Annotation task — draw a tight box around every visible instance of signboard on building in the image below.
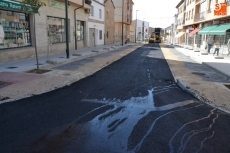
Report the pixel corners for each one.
[214,3,227,16]
[0,0,36,12]
[49,0,65,10]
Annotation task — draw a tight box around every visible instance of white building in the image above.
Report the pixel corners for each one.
[88,0,105,47]
[131,19,150,42]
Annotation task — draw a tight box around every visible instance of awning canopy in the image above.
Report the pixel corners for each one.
[207,24,230,35]
[0,0,37,13]
[175,32,185,38]
[189,28,200,37]
[198,25,218,35]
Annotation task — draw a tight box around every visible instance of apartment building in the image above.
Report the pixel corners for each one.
[0,0,91,63]
[88,0,105,47]
[130,19,149,42]
[113,0,134,44]
[175,0,230,48]
[104,0,115,45]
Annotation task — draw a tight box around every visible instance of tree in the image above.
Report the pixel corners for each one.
[21,0,46,73]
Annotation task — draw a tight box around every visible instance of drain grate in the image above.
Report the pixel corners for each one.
[6,66,18,69]
[59,57,65,58]
[0,81,11,88]
[191,72,206,76]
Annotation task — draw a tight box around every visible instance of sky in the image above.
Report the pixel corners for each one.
[132,0,180,28]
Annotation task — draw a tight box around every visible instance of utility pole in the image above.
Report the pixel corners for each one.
[65,0,69,58]
[135,10,138,43]
[122,0,124,46]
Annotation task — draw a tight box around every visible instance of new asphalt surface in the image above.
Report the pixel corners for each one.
[1,43,230,153]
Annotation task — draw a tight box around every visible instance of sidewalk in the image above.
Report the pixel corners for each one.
[160,43,230,114]
[0,43,143,104]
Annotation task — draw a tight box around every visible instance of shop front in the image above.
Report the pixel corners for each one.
[0,0,36,62]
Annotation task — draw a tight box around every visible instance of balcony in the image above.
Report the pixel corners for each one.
[194,11,206,22]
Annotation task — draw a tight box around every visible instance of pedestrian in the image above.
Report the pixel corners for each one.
[206,36,214,54]
[227,39,230,56]
[213,41,220,56]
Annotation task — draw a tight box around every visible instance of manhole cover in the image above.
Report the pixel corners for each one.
[191,72,206,76]
[190,82,200,85]
[0,81,11,88]
[6,67,18,69]
[224,84,230,90]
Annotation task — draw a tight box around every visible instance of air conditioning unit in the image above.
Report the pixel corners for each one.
[85,9,90,14]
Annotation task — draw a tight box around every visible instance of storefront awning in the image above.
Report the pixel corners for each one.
[207,24,230,35]
[189,28,200,37]
[0,0,37,13]
[175,32,185,38]
[198,25,218,35]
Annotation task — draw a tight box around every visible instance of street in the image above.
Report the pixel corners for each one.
[1,44,230,153]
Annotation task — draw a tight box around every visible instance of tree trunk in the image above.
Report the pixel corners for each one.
[34,14,39,71]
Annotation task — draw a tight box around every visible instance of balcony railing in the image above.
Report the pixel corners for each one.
[195,0,201,3]
[194,11,206,22]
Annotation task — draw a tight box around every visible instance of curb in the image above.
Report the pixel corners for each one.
[160,44,230,115]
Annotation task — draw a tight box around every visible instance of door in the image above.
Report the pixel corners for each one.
[89,28,95,47]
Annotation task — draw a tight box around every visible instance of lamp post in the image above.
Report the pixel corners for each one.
[135,10,139,43]
[121,0,124,46]
[65,0,69,58]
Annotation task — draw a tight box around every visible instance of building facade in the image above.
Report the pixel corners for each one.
[175,0,230,48]
[130,19,149,42]
[113,0,134,44]
[0,0,91,63]
[104,0,115,45]
[88,0,105,47]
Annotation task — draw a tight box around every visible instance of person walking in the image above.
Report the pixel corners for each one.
[213,41,220,56]
[207,36,214,54]
[227,39,230,56]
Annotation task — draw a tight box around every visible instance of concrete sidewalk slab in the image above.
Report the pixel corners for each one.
[160,43,230,114]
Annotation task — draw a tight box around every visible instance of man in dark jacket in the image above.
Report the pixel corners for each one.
[207,36,214,54]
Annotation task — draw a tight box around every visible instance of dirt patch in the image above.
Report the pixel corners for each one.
[26,69,51,74]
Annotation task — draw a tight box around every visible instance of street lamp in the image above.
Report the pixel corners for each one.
[135,10,139,43]
[122,0,124,46]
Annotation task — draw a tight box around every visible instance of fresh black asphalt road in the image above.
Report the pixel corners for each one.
[1,44,230,153]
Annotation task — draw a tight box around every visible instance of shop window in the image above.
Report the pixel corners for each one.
[47,16,70,43]
[0,10,31,49]
[77,21,84,40]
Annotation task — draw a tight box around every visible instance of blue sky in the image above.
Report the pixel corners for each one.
[132,0,179,28]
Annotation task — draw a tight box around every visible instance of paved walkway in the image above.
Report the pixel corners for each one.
[0,43,143,104]
[160,43,230,114]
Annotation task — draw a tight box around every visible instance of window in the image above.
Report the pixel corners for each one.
[99,9,102,19]
[107,11,109,19]
[191,9,194,19]
[0,10,31,49]
[208,0,212,11]
[47,16,70,43]
[99,30,102,40]
[77,21,84,40]
[107,31,109,38]
[91,6,94,16]
[189,11,191,20]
